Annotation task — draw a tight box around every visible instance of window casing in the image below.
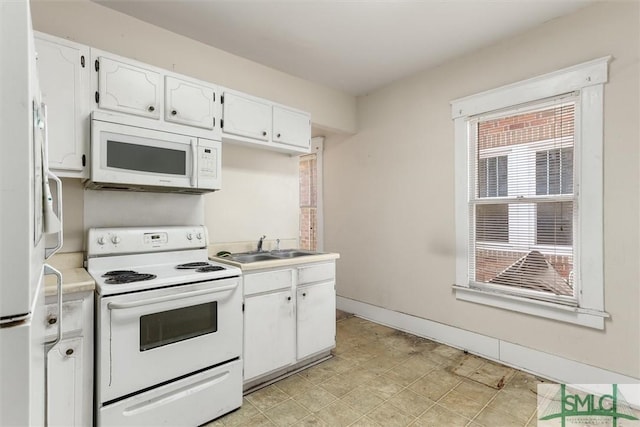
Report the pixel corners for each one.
[452,57,610,329]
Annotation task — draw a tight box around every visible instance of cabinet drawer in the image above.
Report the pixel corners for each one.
[298,263,335,285]
[45,299,84,340]
[244,269,293,296]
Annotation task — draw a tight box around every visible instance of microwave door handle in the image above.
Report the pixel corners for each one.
[107,284,238,310]
[190,139,197,187]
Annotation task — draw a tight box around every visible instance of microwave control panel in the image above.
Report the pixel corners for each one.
[198,146,218,178]
[196,139,221,190]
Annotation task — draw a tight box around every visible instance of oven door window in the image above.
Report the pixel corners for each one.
[139,302,217,351]
[107,140,186,175]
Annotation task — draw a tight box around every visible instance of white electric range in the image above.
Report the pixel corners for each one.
[87,226,243,427]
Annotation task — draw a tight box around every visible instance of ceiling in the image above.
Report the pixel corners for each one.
[94,0,593,96]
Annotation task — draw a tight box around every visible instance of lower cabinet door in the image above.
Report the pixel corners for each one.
[47,337,83,427]
[244,290,295,381]
[297,281,336,360]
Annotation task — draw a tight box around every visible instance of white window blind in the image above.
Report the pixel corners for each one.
[468,95,577,304]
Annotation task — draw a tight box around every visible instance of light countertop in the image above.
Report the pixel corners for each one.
[209,252,340,271]
[44,252,95,296]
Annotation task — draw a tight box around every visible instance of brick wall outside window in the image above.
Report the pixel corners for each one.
[478,105,574,150]
[299,154,317,251]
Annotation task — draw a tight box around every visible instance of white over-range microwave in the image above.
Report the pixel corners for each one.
[86,116,221,194]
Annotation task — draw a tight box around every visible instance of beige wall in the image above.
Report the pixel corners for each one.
[31,0,354,251]
[204,144,300,246]
[324,1,640,378]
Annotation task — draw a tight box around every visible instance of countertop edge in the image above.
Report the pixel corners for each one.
[209,252,340,271]
[44,267,96,297]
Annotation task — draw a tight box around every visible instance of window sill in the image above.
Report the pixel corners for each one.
[453,285,609,329]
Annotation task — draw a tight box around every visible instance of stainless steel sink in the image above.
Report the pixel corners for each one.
[270,250,318,258]
[228,253,280,263]
[226,249,321,263]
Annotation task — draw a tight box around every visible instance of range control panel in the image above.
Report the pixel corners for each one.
[87,226,208,257]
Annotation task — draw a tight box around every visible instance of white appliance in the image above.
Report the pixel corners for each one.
[86,113,221,194]
[0,2,64,425]
[87,226,243,426]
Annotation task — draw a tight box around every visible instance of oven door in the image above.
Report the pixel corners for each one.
[98,277,241,403]
[91,119,196,190]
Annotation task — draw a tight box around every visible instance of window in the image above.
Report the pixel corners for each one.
[299,153,318,251]
[478,156,508,198]
[452,57,610,329]
[299,137,325,251]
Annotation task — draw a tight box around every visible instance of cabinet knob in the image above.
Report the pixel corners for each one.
[171,110,177,116]
[262,131,267,137]
[47,316,57,325]
[148,105,155,112]
[65,348,74,356]
[287,296,291,301]
[302,293,306,297]
[277,133,281,138]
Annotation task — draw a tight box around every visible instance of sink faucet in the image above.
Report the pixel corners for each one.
[256,235,266,252]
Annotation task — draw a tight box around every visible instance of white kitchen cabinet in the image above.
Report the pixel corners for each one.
[45,291,93,427]
[241,260,336,386]
[296,281,336,360]
[34,33,90,178]
[244,289,296,381]
[221,89,311,154]
[47,337,83,427]
[164,75,217,130]
[272,105,311,150]
[96,56,161,119]
[221,91,271,142]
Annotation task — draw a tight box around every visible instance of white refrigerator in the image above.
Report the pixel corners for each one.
[0,1,63,425]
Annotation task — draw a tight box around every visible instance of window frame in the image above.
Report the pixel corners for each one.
[451,57,610,329]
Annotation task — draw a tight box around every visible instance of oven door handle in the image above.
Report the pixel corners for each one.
[107,284,237,310]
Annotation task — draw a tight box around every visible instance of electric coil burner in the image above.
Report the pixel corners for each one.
[87,226,243,427]
[103,272,157,284]
[196,265,225,273]
[175,262,211,269]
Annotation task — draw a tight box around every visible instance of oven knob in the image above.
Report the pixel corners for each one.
[196,232,203,240]
[97,236,106,245]
[186,233,193,240]
[111,235,121,244]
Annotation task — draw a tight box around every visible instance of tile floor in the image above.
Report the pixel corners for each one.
[206,313,553,427]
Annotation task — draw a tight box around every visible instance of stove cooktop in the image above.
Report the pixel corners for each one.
[88,251,240,296]
[86,226,241,296]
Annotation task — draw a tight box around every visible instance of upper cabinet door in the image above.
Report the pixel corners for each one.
[97,57,161,119]
[272,105,311,150]
[35,34,90,177]
[165,76,215,130]
[222,92,271,141]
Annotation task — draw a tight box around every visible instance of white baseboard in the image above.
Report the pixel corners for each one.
[336,296,640,407]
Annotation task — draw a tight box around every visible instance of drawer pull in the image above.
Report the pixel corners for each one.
[47,316,57,325]
[148,105,155,112]
[65,348,74,356]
